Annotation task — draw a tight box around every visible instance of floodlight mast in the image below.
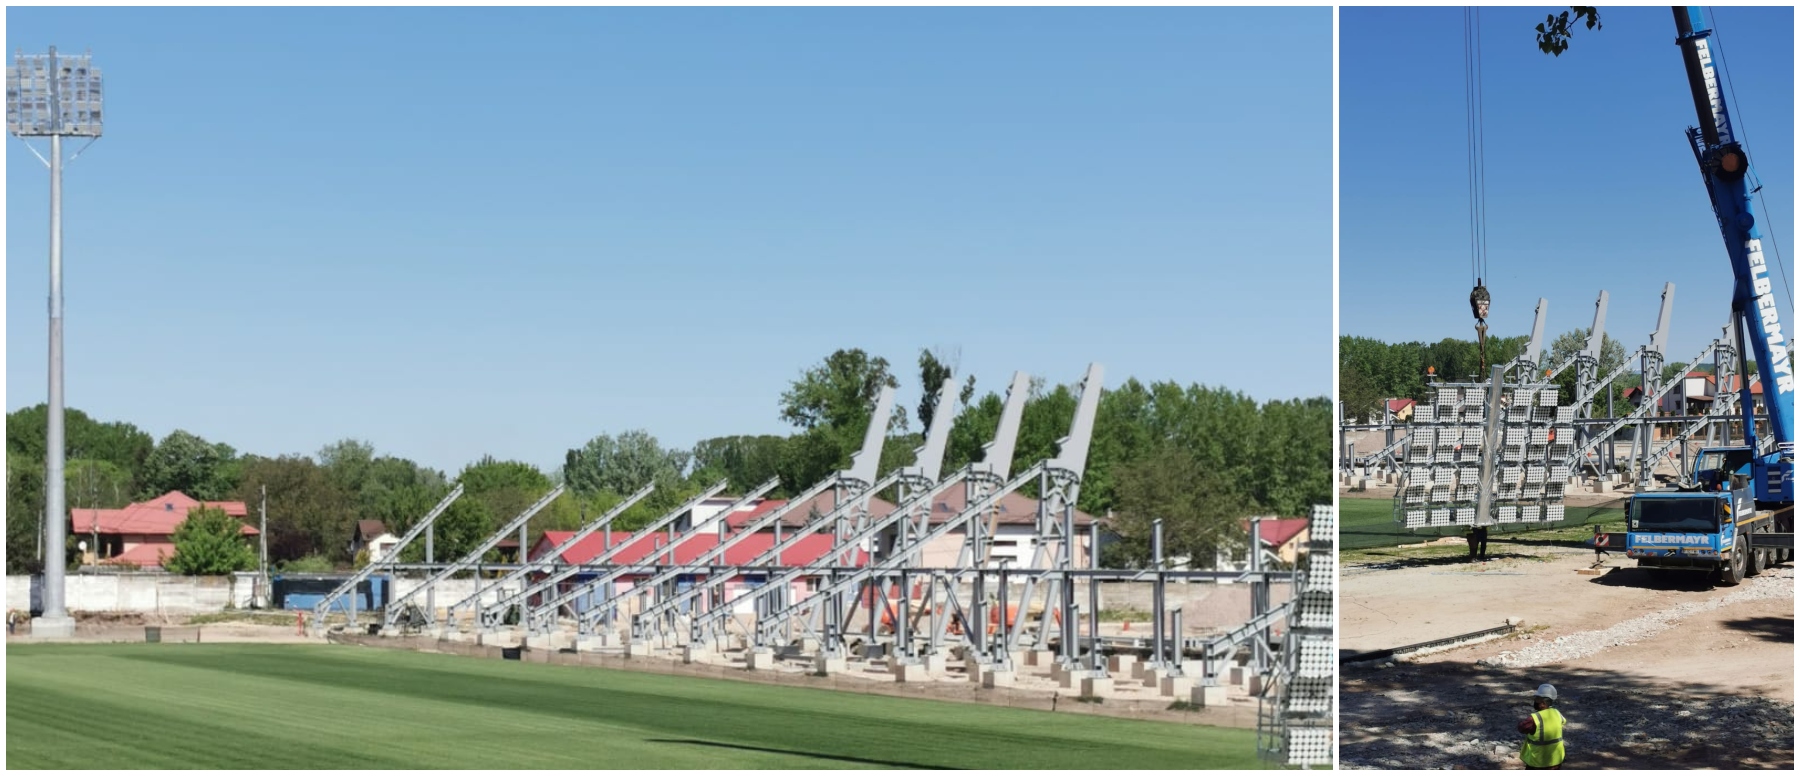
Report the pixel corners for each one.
[9,46,102,638]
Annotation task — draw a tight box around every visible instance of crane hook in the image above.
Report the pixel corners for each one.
[1471,280,1491,374]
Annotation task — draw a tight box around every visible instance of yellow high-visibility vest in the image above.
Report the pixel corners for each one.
[1521,707,1566,768]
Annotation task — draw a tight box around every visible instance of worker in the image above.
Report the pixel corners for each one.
[1518,683,1567,769]
[1465,525,1490,560]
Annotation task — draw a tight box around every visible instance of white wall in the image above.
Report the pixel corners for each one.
[5,573,255,615]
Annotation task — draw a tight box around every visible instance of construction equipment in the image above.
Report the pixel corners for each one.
[1612,8,1794,583]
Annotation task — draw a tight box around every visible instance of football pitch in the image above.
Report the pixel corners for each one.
[1340,495,1625,550]
[7,643,1260,769]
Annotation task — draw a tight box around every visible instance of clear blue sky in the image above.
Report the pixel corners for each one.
[1342,6,1794,368]
[6,7,1332,476]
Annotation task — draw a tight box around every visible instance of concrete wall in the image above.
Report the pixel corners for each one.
[6,572,258,614]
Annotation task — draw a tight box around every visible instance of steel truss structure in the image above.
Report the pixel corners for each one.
[1347,285,1774,509]
[1258,504,1335,768]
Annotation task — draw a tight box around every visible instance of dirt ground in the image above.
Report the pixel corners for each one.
[5,611,321,645]
[1341,535,1795,769]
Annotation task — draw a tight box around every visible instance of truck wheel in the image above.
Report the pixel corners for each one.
[1746,540,1764,578]
[1719,536,1747,586]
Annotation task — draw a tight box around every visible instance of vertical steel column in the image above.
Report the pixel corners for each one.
[1151,519,1165,668]
[40,117,70,629]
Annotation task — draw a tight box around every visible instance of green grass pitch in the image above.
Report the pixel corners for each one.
[7,643,1261,769]
[1340,495,1624,550]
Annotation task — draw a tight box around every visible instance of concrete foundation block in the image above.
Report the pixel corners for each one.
[1245,674,1266,695]
[1194,684,1229,707]
[1228,665,1249,686]
[1026,650,1055,668]
[919,653,948,674]
[1142,667,1172,689]
[1130,660,1151,680]
[891,661,931,683]
[814,654,847,676]
[964,657,986,682]
[1160,675,1196,697]
[745,648,777,671]
[625,642,654,658]
[1107,653,1138,675]
[981,669,1016,688]
[1080,676,1113,696]
[681,644,710,664]
[1058,669,1092,690]
[28,616,74,639]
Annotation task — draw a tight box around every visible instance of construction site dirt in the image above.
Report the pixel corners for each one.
[1339,492,1794,770]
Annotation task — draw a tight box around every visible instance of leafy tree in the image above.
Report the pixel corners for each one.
[690,435,787,494]
[234,455,354,563]
[142,430,239,500]
[916,349,956,431]
[1339,362,1383,423]
[1536,7,1602,57]
[564,430,690,497]
[780,348,906,433]
[7,405,155,489]
[1106,443,1251,568]
[164,506,257,575]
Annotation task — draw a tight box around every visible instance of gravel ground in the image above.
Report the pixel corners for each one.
[1480,568,1795,669]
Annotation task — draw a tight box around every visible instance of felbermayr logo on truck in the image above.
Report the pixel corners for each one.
[1634,533,1715,546]
[1747,238,1795,396]
[1695,37,1734,140]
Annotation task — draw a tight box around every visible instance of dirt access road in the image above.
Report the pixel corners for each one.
[1341,538,1794,769]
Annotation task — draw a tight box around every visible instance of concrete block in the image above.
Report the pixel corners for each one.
[981,669,1016,688]
[1058,669,1092,690]
[1245,674,1266,695]
[525,647,550,664]
[1080,676,1113,696]
[963,657,986,682]
[921,653,948,674]
[1025,650,1055,668]
[745,648,777,671]
[814,654,847,675]
[891,661,930,683]
[681,644,710,664]
[1142,666,1172,689]
[1159,675,1195,697]
[1193,684,1228,707]
[625,642,654,658]
[1107,653,1138,675]
[1228,665,1249,686]
[1130,660,1151,680]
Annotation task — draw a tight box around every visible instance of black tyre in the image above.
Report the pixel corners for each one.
[1719,535,1747,586]
[1746,539,1764,578]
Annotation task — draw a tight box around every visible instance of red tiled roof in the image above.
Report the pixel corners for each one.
[923,490,1098,527]
[356,520,388,540]
[1241,517,1309,548]
[69,491,256,537]
[104,543,173,567]
[532,530,866,567]
[1387,398,1416,412]
[1721,375,1765,395]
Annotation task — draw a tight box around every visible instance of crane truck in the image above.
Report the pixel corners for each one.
[1612,8,1795,585]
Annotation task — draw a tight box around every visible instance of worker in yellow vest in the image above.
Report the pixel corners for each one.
[1517,683,1566,769]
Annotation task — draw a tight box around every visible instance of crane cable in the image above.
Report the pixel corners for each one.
[1709,7,1796,318]
[1465,7,1493,373]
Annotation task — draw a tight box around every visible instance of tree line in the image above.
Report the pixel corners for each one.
[1338,330,1726,424]
[7,348,1330,574]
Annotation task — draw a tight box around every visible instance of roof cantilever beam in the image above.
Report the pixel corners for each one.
[310,483,463,633]
[444,482,657,625]
[508,479,769,629]
[385,484,566,628]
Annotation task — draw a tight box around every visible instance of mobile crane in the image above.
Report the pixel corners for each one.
[1616,7,1795,585]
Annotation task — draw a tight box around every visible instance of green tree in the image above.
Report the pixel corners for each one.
[1536,7,1602,57]
[916,348,956,431]
[1106,443,1251,569]
[1339,362,1383,422]
[164,506,257,575]
[690,435,787,494]
[564,430,690,497]
[142,430,240,500]
[780,348,906,433]
[234,455,354,563]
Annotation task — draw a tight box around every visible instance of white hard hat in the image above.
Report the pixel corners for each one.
[1536,683,1557,700]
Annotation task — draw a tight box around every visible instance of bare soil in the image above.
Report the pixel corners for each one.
[1341,539,1794,769]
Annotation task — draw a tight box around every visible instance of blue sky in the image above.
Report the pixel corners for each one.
[1342,6,1794,367]
[6,7,1332,476]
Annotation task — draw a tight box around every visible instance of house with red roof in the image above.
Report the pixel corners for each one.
[1214,516,1312,571]
[69,491,256,569]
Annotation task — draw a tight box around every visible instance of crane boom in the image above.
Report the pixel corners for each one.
[1673,7,1794,457]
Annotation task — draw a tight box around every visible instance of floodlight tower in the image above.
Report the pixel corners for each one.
[8,47,103,638]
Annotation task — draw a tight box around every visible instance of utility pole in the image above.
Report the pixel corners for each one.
[259,485,269,608]
[9,47,103,639]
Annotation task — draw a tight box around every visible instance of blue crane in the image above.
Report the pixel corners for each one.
[1617,7,1794,584]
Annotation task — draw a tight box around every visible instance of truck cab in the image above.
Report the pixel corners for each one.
[1627,475,1765,584]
